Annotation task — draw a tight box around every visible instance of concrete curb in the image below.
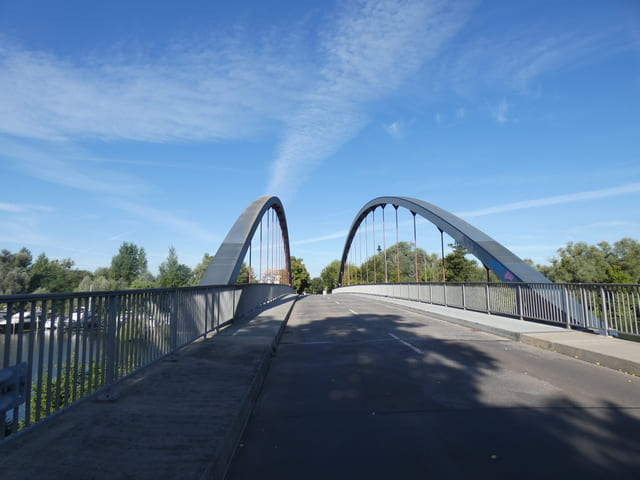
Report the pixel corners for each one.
[519,334,640,377]
[202,294,298,480]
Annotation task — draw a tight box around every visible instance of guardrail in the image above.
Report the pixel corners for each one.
[334,282,640,340]
[0,283,294,439]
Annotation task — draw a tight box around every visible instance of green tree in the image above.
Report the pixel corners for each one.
[310,276,324,294]
[28,253,90,293]
[0,248,32,294]
[109,242,148,286]
[321,260,341,292]
[190,253,214,286]
[157,246,192,287]
[236,262,257,284]
[290,256,311,294]
[444,243,484,282]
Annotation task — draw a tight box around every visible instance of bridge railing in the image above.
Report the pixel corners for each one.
[334,282,640,340]
[0,283,293,439]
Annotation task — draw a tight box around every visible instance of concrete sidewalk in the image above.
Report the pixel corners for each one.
[356,294,640,377]
[0,294,297,480]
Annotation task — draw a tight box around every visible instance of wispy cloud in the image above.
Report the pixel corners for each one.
[492,97,511,124]
[443,16,640,97]
[457,183,640,218]
[292,230,349,246]
[110,199,220,244]
[0,137,148,196]
[383,121,404,140]
[0,202,54,213]
[266,0,473,197]
[0,35,303,143]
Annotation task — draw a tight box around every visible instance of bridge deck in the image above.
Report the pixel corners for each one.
[228,295,640,479]
[2,294,640,479]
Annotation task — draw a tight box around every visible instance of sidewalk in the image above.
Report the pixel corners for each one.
[0,294,297,480]
[358,294,640,377]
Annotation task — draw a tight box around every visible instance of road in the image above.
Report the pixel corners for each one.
[227,294,640,479]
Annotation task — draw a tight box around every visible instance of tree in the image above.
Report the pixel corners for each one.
[310,277,324,294]
[236,262,257,284]
[321,260,341,292]
[444,243,484,282]
[157,246,192,287]
[109,242,148,286]
[290,256,311,294]
[28,253,90,293]
[0,248,32,294]
[190,253,214,286]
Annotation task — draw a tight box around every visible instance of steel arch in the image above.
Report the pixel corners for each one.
[338,196,550,286]
[199,196,292,286]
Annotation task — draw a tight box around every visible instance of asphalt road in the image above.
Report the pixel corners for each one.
[227,294,640,479]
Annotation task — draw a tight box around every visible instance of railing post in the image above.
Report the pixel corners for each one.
[462,284,466,310]
[105,295,119,387]
[170,290,178,352]
[600,286,609,337]
[563,285,571,330]
[486,283,491,315]
[581,287,589,329]
[517,284,523,320]
[444,283,448,307]
[429,283,432,304]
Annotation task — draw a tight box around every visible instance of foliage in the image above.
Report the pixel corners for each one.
[540,239,640,284]
[444,243,485,282]
[290,256,311,293]
[190,253,213,285]
[236,262,258,284]
[321,260,341,292]
[109,242,148,285]
[157,246,192,287]
[29,253,90,293]
[0,248,32,294]
[310,277,324,294]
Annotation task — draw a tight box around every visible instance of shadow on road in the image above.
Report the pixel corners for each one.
[229,295,640,479]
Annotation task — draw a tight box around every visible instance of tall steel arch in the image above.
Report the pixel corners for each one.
[338,196,550,286]
[199,196,292,286]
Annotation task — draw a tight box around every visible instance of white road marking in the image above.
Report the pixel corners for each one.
[388,333,423,355]
[335,301,340,304]
[349,309,359,315]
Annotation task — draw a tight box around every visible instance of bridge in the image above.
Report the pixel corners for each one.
[1,196,640,479]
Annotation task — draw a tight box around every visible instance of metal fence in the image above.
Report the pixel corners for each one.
[334,282,640,340]
[0,283,293,439]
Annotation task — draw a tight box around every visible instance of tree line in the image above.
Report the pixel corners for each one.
[310,238,640,294]
[2,238,638,296]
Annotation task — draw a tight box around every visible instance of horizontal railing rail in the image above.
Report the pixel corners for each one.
[0,283,294,439]
[334,282,640,340]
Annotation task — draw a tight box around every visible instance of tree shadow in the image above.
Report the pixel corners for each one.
[229,295,640,479]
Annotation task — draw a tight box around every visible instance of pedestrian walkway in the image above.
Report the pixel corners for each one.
[352,294,640,376]
[0,294,297,480]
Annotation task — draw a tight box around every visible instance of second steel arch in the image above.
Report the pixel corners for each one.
[338,196,550,286]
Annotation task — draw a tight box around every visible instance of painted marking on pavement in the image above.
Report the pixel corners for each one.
[349,309,359,315]
[335,301,340,304]
[388,333,423,355]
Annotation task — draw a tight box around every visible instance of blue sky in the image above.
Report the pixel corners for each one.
[1,0,639,279]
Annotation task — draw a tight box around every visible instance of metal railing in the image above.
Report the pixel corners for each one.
[0,283,293,439]
[334,282,640,339]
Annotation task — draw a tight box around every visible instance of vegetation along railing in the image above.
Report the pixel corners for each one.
[0,283,293,439]
[334,282,640,340]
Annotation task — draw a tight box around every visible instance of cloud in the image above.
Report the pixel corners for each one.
[383,121,404,140]
[110,199,220,244]
[0,36,303,143]
[0,137,148,196]
[492,97,511,124]
[265,0,473,196]
[443,16,640,97]
[456,107,466,119]
[456,183,640,218]
[0,202,54,213]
